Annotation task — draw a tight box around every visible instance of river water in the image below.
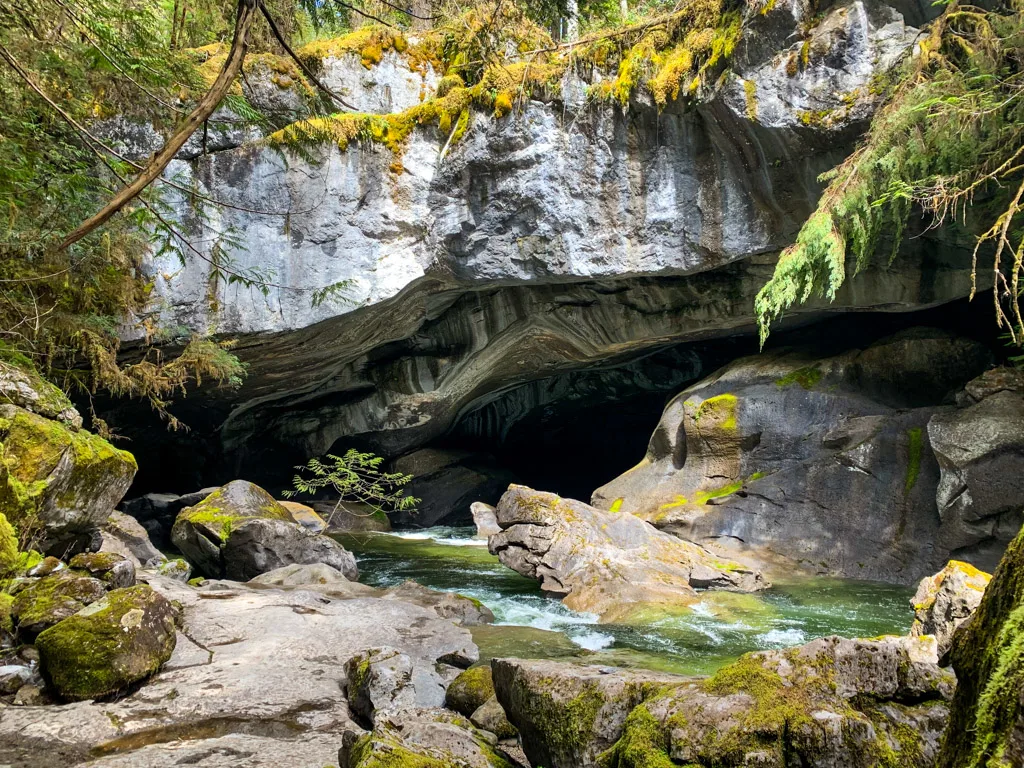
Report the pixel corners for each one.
[336,526,915,676]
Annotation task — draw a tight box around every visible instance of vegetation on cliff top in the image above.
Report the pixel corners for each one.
[756,0,1024,351]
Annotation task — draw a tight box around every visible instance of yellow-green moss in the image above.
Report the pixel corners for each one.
[904,427,923,495]
[743,78,757,120]
[0,511,16,576]
[775,365,823,389]
[445,665,495,716]
[598,704,674,768]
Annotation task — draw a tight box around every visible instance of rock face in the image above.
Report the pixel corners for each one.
[490,485,765,620]
[928,367,1024,570]
[911,560,992,658]
[937,516,1024,767]
[35,584,176,701]
[593,329,993,584]
[0,402,136,556]
[170,480,358,580]
[97,0,983,493]
[495,634,955,768]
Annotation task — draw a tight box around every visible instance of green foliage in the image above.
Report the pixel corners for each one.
[283,449,419,523]
[756,0,1024,346]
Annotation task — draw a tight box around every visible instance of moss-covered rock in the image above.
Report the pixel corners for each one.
[446,665,496,717]
[339,707,516,768]
[911,559,991,659]
[937,522,1024,767]
[171,480,357,580]
[10,569,108,640]
[0,361,81,429]
[35,584,176,701]
[69,551,136,589]
[0,404,136,555]
[470,696,517,741]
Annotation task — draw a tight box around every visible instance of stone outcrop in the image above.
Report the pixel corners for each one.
[96,0,984,494]
[35,584,176,701]
[0,401,136,557]
[489,485,765,621]
[170,480,358,580]
[593,328,993,584]
[911,560,992,658]
[936,515,1024,767]
[928,367,1024,569]
[0,573,479,766]
[495,634,955,768]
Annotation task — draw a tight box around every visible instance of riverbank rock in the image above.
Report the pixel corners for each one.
[472,502,501,539]
[278,500,326,532]
[495,634,955,768]
[247,561,378,597]
[120,487,217,547]
[346,646,452,724]
[10,570,108,639]
[0,574,479,766]
[338,708,516,768]
[927,368,1024,572]
[471,696,517,740]
[35,584,176,701]
[0,403,137,557]
[309,500,392,532]
[100,510,164,566]
[936,517,1024,767]
[170,480,358,580]
[593,329,993,584]
[489,485,764,621]
[911,560,991,658]
[382,580,495,626]
[68,551,136,589]
[446,665,496,717]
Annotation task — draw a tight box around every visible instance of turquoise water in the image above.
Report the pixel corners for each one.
[335,526,915,675]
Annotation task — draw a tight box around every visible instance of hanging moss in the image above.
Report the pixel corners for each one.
[743,78,757,120]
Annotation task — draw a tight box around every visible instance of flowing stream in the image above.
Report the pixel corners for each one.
[336,526,916,676]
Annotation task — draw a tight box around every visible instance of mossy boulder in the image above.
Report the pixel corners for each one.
[68,551,136,589]
[171,480,358,580]
[35,584,176,701]
[446,665,496,717]
[911,559,991,659]
[470,696,517,740]
[338,707,516,768]
[937,521,1024,767]
[0,404,137,555]
[10,569,108,640]
[0,361,81,429]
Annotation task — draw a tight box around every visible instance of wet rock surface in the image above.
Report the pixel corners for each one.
[594,328,993,584]
[489,485,765,620]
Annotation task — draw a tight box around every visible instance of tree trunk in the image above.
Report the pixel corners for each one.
[619,0,628,21]
[565,0,579,41]
[57,0,259,252]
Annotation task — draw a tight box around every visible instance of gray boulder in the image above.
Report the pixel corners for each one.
[248,562,377,597]
[594,329,993,584]
[0,665,32,695]
[471,502,501,539]
[470,697,517,741]
[10,570,108,640]
[489,485,765,621]
[928,370,1024,572]
[338,708,515,768]
[100,510,164,567]
[170,480,358,580]
[910,559,991,658]
[68,552,136,589]
[345,646,447,724]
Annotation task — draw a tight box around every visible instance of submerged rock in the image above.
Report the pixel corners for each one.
[936,516,1024,767]
[911,560,991,658]
[594,329,993,584]
[35,584,176,701]
[489,485,764,621]
[495,634,955,768]
[170,480,358,580]
[339,708,516,768]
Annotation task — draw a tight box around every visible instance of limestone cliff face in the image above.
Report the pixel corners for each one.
[107,0,976,485]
